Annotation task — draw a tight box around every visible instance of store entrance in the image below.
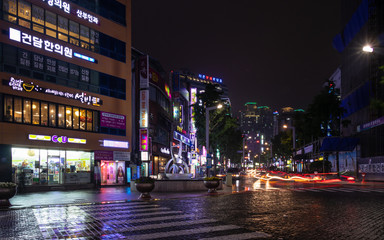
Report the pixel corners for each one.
[48,154,63,184]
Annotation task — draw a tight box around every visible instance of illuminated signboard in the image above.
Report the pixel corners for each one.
[190,88,197,133]
[40,0,99,25]
[10,28,72,58]
[139,129,148,151]
[42,0,70,13]
[165,84,171,98]
[9,28,95,63]
[102,140,129,149]
[160,147,170,155]
[174,131,191,146]
[139,90,149,128]
[29,134,86,144]
[198,74,223,83]
[7,77,102,106]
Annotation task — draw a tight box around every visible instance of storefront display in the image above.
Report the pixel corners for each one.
[100,160,125,185]
[11,147,91,185]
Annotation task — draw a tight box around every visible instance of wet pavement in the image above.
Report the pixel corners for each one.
[1,179,384,239]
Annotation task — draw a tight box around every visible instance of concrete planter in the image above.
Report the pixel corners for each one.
[0,187,17,207]
[135,183,155,199]
[203,180,220,193]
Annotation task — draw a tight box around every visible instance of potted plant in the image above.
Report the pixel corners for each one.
[135,177,155,199]
[0,182,18,207]
[203,176,221,193]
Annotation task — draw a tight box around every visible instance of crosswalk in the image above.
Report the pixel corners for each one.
[289,187,384,193]
[33,201,271,239]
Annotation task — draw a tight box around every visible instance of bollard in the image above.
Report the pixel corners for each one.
[226,173,232,187]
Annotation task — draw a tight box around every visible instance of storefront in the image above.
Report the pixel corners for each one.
[94,150,130,185]
[151,144,171,176]
[12,147,92,185]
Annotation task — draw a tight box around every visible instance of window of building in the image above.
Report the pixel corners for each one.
[23,99,31,124]
[13,97,22,123]
[49,103,56,127]
[41,102,48,126]
[4,96,13,122]
[58,105,65,128]
[32,5,44,25]
[86,110,93,131]
[57,15,68,42]
[32,100,40,125]
[73,107,79,130]
[65,106,72,129]
[45,11,57,38]
[80,109,86,130]
[69,20,79,38]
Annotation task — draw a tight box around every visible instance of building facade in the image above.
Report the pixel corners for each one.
[131,49,172,177]
[333,0,384,180]
[0,0,132,188]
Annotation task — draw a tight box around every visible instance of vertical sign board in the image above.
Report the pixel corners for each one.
[139,55,149,89]
[139,129,148,151]
[139,90,149,128]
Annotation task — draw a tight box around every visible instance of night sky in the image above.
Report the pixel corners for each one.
[132,0,341,113]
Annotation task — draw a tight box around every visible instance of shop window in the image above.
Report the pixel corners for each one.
[69,64,80,81]
[41,102,48,126]
[23,99,31,124]
[80,25,90,43]
[18,0,31,20]
[3,96,13,122]
[32,5,44,25]
[14,97,22,123]
[87,110,93,131]
[58,105,65,127]
[73,107,79,129]
[80,109,86,130]
[49,103,56,127]
[65,106,72,128]
[39,149,48,184]
[69,20,79,38]
[66,151,91,173]
[57,60,69,78]
[32,100,40,125]
[12,148,41,186]
[100,161,125,185]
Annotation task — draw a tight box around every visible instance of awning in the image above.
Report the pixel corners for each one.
[320,137,359,152]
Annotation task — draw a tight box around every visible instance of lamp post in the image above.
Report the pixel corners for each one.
[206,104,223,176]
[283,124,296,172]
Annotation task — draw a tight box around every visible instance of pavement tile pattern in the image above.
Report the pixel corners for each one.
[0,201,271,240]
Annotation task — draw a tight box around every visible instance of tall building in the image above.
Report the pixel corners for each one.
[239,102,274,165]
[171,70,228,176]
[131,49,172,177]
[0,0,132,188]
[333,0,384,180]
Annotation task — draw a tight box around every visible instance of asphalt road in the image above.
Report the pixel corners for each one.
[1,178,384,240]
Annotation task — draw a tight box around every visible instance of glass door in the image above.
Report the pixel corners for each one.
[47,150,64,184]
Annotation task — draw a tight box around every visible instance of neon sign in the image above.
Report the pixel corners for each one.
[29,134,86,144]
[198,74,223,83]
[8,77,102,106]
[160,147,170,155]
[10,28,72,59]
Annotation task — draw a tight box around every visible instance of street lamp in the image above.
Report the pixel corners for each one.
[205,104,223,176]
[283,124,296,172]
[362,45,373,53]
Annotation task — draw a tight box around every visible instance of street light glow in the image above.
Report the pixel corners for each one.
[217,104,223,109]
[363,45,373,53]
[283,124,288,129]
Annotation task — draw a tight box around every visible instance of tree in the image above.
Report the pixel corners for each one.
[193,84,243,165]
